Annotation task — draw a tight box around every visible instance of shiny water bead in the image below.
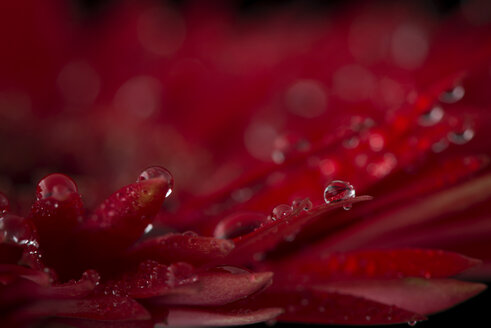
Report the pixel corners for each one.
[0,192,9,213]
[439,85,465,103]
[0,214,39,247]
[448,128,474,145]
[407,320,418,326]
[291,198,313,212]
[418,105,443,126]
[214,212,269,239]
[36,173,78,201]
[270,204,293,221]
[324,180,355,210]
[138,166,174,197]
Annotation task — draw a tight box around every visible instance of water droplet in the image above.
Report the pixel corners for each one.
[324,180,355,210]
[418,105,444,126]
[448,128,474,145]
[0,192,10,213]
[432,138,449,153]
[0,214,38,247]
[36,173,78,201]
[144,224,154,234]
[270,204,293,221]
[292,198,313,212]
[366,315,371,321]
[214,212,269,239]
[439,85,465,104]
[138,166,174,197]
[408,320,418,326]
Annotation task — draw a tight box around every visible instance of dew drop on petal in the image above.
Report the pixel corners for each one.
[36,173,78,201]
[138,166,174,197]
[0,214,38,247]
[439,85,465,103]
[214,212,269,239]
[448,128,474,145]
[144,224,154,234]
[0,192,9,214]
[408,320,418,327]
[418,105,444,126]
[324,180,355,209]
[292,198,313,212]
[270,204,293,221]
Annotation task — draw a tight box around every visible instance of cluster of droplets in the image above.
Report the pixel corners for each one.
[270,198,313,221]
[324,180,356,210]
[417,84,474,150]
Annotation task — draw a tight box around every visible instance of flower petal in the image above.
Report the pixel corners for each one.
[14,296,150,322]
[166,307,283,327]
[127,233,234,266]
[155,268,273,306]
[320,278,486,315]
[78,178,171,257]
[227,196,372,264]
[274,249,481,281]
[252,288,425,325]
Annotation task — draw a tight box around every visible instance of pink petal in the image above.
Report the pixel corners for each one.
[155,268,273,306]
[127,233,234,266]
[320,278,486,315]
[14,296,150,322]
[166,307,283,327]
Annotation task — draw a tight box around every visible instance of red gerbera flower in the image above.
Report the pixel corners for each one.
[0,0,490,327]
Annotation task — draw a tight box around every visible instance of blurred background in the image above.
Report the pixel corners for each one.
[1,0,491,326]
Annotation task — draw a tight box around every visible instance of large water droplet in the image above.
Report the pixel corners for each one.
[270,204,293,221]
[407,320,418,327]
[418,105,444,126]
[214,212,269,239]
[324,180,355,210]
[439,85,465,103]
[138,166,174,197]
[0,214,39,247]
[448,128,474,145]
[0,192,9,214]
[36,174,78,201]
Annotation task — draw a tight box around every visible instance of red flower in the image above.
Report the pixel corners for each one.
[0,0,490,327]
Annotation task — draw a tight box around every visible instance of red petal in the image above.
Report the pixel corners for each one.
[14,296,150,322]
[312,175,491,252]
[101,261,197,299]
[155,268,273,306]
[274,249,481,281]
[48,318,153,328]
[166,307,283,327]
[0,264,50,286]
[320,278,486,315]
[227,196,372,264]
[127,233,234,266]
[251,288,424,325]
[78,178,171,257]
